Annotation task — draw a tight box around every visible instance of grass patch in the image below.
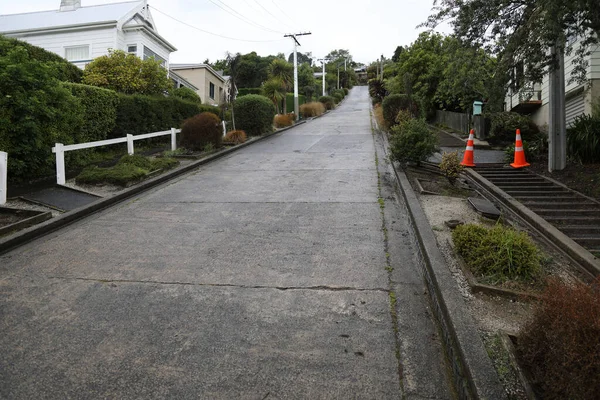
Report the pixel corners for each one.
[452,223,542,284]
[76,154,178,186]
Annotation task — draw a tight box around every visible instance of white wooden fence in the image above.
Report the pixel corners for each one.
[52,128,180,185]
[0,151,7,205]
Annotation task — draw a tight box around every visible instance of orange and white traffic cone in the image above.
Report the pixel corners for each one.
[510,129,530,168]
[460,129,476,167]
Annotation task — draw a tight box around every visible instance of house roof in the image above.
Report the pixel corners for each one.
[0,1,140,33]
[170,63,226,82]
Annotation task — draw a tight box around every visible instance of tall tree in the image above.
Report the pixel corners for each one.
[288,51,313,66]
[262,78,285,114]
[268,59,293,113]
[392,46,404,63]
[423,0,600,84]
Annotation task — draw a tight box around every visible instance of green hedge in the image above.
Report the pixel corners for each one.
[285,93,306,113]
[237,88,262,97]
[62,82,119,143]
[0,35,82,83]
[382,94,412,127]
[111,95,219,138]
[233,94,275,136]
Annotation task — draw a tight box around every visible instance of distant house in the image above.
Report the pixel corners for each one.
[170,64,227,105]
[0,0,196,91]
[504,38,600,127]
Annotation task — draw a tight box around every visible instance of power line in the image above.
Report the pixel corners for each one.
[270,0,298,29]
[251,0,294,31]
[205,0,284,34]
[150,6,285,43]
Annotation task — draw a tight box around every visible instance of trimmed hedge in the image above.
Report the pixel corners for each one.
[62,82,119,143]
[285,93,306,113]
[382,94,413,127]
[319,96,335,110]
[0,35,82,83]
[237,88,262,97]
[180,112,223,151]
[486,112,539,143]
[233,94,275,136]
[111,95,219,138]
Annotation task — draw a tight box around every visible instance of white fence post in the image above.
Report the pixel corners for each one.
[171,128,177,151]
[55,143,66,185]
[127,134,134,155]
[0,151,7,205]
[222,121,227,137]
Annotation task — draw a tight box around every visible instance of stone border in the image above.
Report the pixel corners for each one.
[465,169,600,278]
[499,333,538,400]
[0,208,52,237]
[0,121,306,255]
[380,133,507,399]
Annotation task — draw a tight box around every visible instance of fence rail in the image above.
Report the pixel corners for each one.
[0,151,6,205]
[52,128,180,185]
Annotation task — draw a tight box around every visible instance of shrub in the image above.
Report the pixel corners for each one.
[343,88,349,95]
[111,94,218,138]
[395,109,413,127]
[180,112,222,151]
[452,224,542,283]
[224,130,247,144]
[237,88,262,97]
[62,82,118,143]
[567,114,600,163]
[518,277,600,399]
[171,87,202,103]
[0,44,82,181]
[319,96,335,110]
[332,92,343,104]
[299,102,325,118]
[439,151,464,184]
[487,112,540,143]
[382,94,413,127]
[285,93,306,113]
[233,94,275,136]
[0,36,82,83]
[389,119,438,165]
[76,154,178,186]
[274,113,294,128]
[368,79,386,104]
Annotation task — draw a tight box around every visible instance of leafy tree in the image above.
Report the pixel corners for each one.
[170,86,202,103]
[423,0,600,85]
[298,63,316,99]
[268,59,293,113]
[83,50,171,95]
[392,46,404,62]
[288,51,313,65]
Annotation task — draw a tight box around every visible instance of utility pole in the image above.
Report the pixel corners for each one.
[317,58,327,96]
[284,32,311,121]
[380,54,384,80]
[548,45,567,171]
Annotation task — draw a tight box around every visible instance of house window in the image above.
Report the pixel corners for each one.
[127,45,137,54]
[143,46,166,66]
[209,82,215,99]
[65,45,90,62]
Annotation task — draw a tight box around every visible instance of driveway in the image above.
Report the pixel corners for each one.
[0,87,453,399]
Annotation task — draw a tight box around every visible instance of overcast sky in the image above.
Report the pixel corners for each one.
[0,0,452,65]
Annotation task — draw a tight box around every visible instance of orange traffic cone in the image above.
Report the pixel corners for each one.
[460,129,476,167]
[510,129,530,168]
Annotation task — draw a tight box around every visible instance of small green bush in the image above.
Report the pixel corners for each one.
[567,114,600,163]
[389,119,438,165]
[518,277,600,399]
[343,88,349,95]
[319,96,335,110]
[439,151,464,184]
[180,112,222,151]
[487,112,540,143]
[171,87,202,103]
[368,79,386,104]
[233,94,275,136]
[452,224,542,283]
[76,154,178,186]
[382,94,413,127]
[395,109,413,126]
[332,92,343,103]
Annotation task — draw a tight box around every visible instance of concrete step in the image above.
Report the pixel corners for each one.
[496,182,556,188]
[526,202,600,210]
[500,185,567,191]
[478,173,534,178]
[489,178,549,183]
[559,225,600,235]
[534,209,600,217]
[517,196,582,202]
[545,216,600,226]
[572,237,600,249]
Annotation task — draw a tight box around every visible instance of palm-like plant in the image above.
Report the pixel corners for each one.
[262,78,285,114]
[268,59,293,113]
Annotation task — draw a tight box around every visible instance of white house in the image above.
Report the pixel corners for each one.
[505,39,600,128]
[0,0,196,91]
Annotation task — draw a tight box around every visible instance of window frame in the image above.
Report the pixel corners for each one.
[64,44,91,62]
[209,82,215,99]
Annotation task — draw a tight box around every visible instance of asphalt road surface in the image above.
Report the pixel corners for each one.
[0,87,453,399]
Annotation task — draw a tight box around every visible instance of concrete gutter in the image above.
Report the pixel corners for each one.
[0,121,305,255]
[466,168,600,278]
[380,133,506,399]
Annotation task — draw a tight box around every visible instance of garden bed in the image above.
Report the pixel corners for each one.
[0,207,52,237]
[529,161,600,201]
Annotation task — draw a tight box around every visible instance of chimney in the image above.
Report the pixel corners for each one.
[60,0,81,12]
